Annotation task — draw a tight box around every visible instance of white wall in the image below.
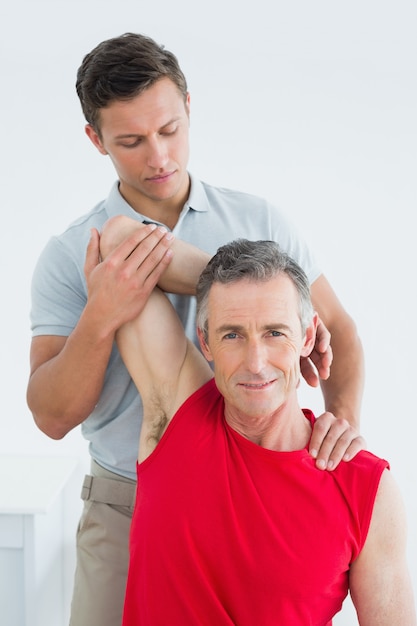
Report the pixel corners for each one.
[1,1,416,623]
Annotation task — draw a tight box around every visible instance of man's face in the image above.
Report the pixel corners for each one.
[198,275,316,426]
[86,78,190,216]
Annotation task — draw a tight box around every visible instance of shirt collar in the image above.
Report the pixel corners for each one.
[104,173,210,222]
[184,174,210,213]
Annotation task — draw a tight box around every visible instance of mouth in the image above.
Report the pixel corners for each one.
[147,171,175,183]
[239,380,275,390]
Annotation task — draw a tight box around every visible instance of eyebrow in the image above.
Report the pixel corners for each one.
[114,116,181,141]
[215,323,292,335]
[215,324,244,335]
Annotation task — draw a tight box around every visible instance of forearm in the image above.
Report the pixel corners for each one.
[158,237,210,294]
[100,216,210,295]
[27,312,115,439]
[311,274,364,430]
[320,320,364,430]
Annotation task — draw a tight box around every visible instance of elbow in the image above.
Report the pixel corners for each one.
[27,395,75,440]
[333,313,363,354]
[348,317,364,357]
[41,423,70,441]
[31,410,73,440]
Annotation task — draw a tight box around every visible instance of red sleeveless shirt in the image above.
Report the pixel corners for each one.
[123,379,388,626]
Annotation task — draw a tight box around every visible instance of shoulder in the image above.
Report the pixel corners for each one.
[345,449,389,472]
[370,467,407,528]
[38,199,108,263]
[175,378,220,419]
[199,178,271,208]
[59,200,108,243]
[333,449,389,494]
[332,450,390,544]
[188,174,274,213]
[39,181,125,259]
[191,177,295,231]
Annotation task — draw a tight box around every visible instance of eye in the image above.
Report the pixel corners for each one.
[224,332,238,340]
[160,126,178,137]
[269,330,283,337]
[119,139,143,148]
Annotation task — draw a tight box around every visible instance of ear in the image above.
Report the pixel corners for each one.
[300,313,318,358]
[85,124,108,155]
[197,327,214,362]
[185,92,191,118]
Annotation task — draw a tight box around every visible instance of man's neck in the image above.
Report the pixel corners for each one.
[225,404,312,452]
[119,177,191,230]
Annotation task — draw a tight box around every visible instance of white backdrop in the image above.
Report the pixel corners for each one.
[1,1,416,623]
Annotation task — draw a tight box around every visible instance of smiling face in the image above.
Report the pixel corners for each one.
[198,275,317,433]
[85,77,191,226]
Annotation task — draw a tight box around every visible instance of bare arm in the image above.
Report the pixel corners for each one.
[312,275,364,429]
[116,287,213,462]
[100,216,213,459]
[349,470,416,625]
[27,224,174,439]
[99,215,211,295]
[308,274,365,469]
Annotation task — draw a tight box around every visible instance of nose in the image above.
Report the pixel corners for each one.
[146,136,169,170]
[244,340,267,375]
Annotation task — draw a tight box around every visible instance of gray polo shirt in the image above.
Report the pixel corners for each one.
[30,175,321,479]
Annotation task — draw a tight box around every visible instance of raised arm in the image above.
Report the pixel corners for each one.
[27,223,174,439]
[27,215,211,441]
[100,215,211,295]
[116,287,212,462]
[99,216,212,461]
[349,470,416,625]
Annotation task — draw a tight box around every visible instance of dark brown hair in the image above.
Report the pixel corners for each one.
[76,32,188,133]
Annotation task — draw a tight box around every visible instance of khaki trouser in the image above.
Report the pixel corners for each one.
[69,460,136,626]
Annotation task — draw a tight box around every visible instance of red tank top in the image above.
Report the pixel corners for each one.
[123,379,388,625]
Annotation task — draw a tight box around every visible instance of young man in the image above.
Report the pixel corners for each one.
[98,226,415,625]
[27,33,365,625]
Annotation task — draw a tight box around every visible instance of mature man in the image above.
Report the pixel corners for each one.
[98,222,415,625]
[27,33,364,624]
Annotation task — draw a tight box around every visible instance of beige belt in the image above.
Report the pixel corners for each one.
[81,473,136,507]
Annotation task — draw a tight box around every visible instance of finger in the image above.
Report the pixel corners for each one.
[309,414,352,469]
[308,411,336,460]
[340,435,366,462]
[309,344,333,380]
[311,420,364,471]
[315,316,331,353]
[108,223,163,263]
[321,343,333,371]
[300,356,320,388]
[321,431,363,471]
[84,228,101,277]
[141,247,174,290]
[105,225,172,280]
[128,227,174,275]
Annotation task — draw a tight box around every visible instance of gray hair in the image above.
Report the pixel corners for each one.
[196,239,314,340]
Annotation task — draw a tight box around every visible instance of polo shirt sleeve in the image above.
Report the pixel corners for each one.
[30,236,87,337]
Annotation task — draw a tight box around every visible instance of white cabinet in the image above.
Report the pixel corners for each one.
[0,456,79,626]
